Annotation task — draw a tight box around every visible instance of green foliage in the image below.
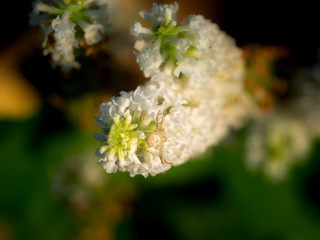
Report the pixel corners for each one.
[1,113,320,240]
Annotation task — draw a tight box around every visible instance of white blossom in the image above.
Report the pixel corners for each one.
[79,21,105,45]
[95,82,171,177]
[139,2,179,27]
[246,110,311,180]
[29,0,109,71]
[44,12,80,71]
[95,3,252,177]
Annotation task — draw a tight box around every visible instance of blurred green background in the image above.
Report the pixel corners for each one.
[1,0,320,239]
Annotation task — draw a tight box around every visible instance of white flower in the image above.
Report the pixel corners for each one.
[135,47,163,78]
[130,3,188,79]
[44,12,80,71]
[95,3,252,177]
[246,110,311,180]
[95,82,172,177]
[80,21,105,45]
[29,0,109,71]
[139,2,179,27]
[173,57,214,88]
[130,22,152,37]
[186,15,220,51]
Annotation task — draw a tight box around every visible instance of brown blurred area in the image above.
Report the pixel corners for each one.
[0,30,41,119]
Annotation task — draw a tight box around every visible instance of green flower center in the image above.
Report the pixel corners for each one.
[150,21,196,66]
[48,0,91,23]
[104,113,161,159]
[267,129,292,161]
[107,118,135,150]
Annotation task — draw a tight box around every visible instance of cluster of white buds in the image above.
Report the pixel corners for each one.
[29,0,108,71]
[95,3,253,177]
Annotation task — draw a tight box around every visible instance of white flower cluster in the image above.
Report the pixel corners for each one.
[245,50,320,181]
[29,0,108,71]
[95,3,252,177]
[246,110,311,180]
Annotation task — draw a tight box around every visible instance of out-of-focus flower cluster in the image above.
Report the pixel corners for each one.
[51,150,105,205]
[246,109,311,180]
[290,51,320,137]
[244,46,320,180]
[29,0,108,71]
[95,3,253,177]
[50,150,135,240]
